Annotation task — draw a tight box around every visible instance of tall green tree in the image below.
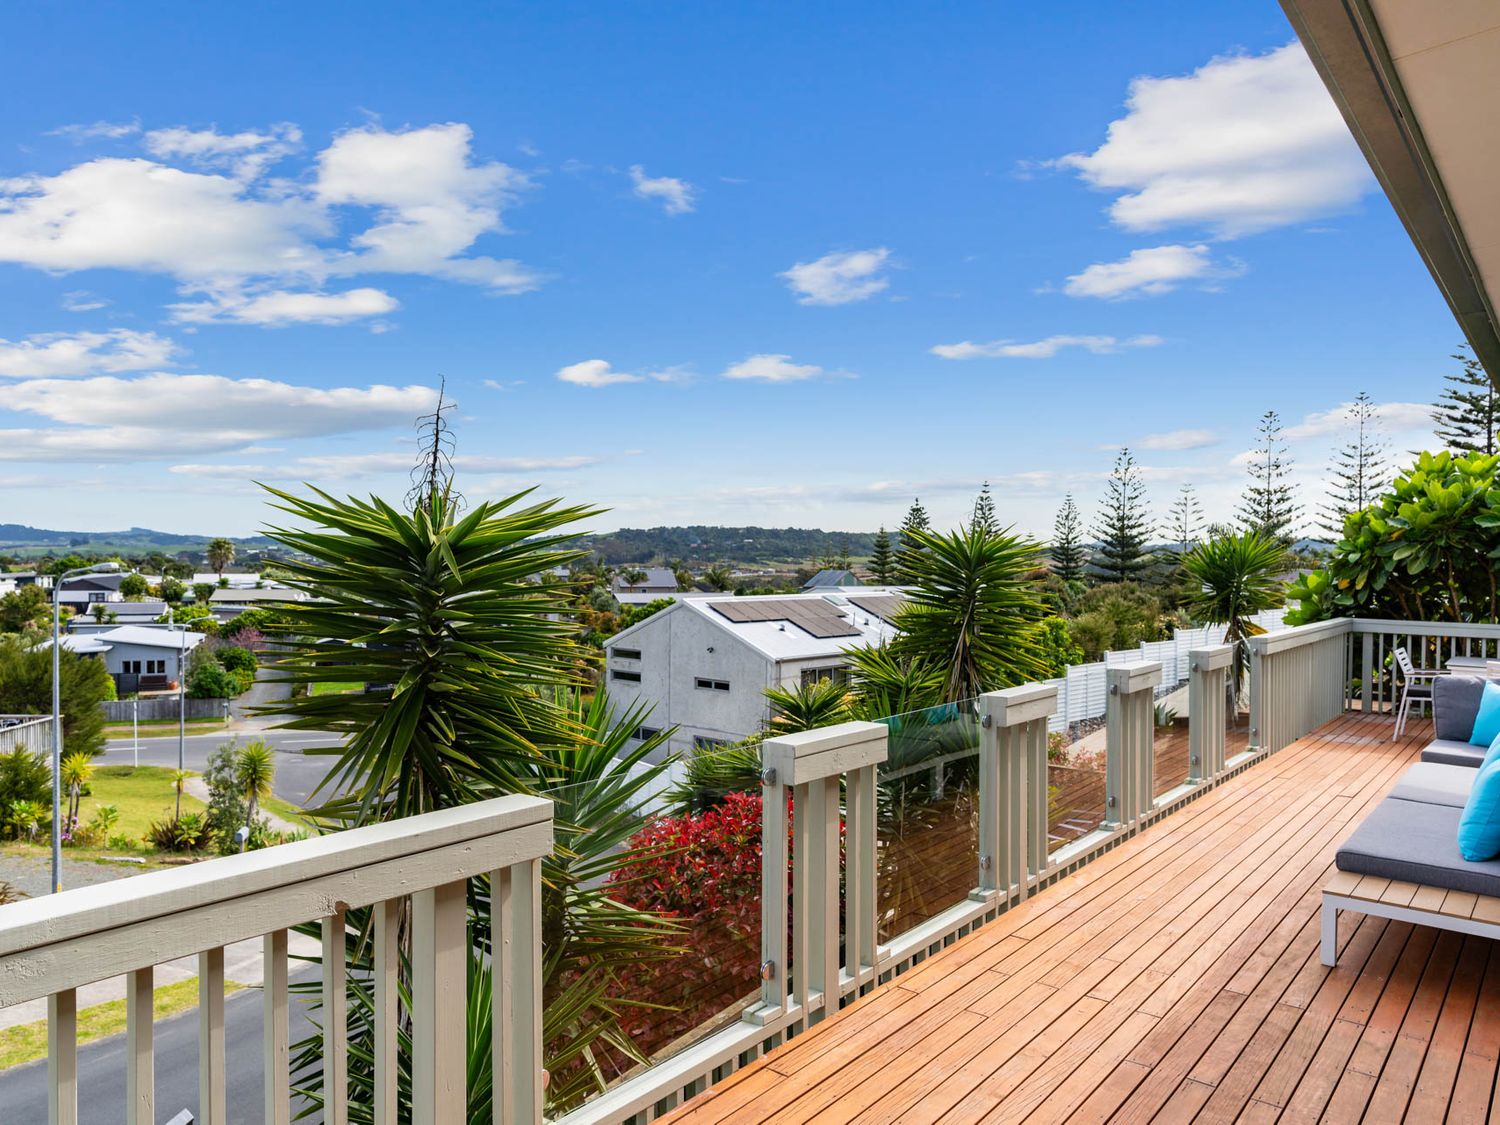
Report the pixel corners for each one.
[1434,344,1498,456]
[1319,391,1389,539]
[1091,450,1154,583]
[0,636,112,757]
[868,526,896,583]
[206,537,236,579]
[881,525,1049,701]
[971,482,998,535]
[895,497,931,582]
[1050,494,1087,582]
[1167,484,1202,555]
[1238,410,1301,544]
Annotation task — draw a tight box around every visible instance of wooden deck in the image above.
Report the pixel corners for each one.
[665,712,1500,1123]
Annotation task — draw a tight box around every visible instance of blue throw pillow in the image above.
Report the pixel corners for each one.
[1459,758,1500,861]
[1471,681,1500,746]
[1486,733,1500,772]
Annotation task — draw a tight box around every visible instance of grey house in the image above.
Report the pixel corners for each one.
[59,624,206,693]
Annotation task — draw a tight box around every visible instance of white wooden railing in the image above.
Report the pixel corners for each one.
[0,795,552,1125]
[1347,619,1500,715]
[1248,618,1353,754]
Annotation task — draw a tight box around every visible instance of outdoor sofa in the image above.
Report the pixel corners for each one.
[1322,674,1500,965]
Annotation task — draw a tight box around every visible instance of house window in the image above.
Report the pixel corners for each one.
[148,659,165,675]
[88,592,107,603]
[800,666,848,687]
[695,678,730,692]
[634,725,662,742]
[123,660,142,675]
[693,736,729,751]
[611,669,642,683]
[614,647,642,661]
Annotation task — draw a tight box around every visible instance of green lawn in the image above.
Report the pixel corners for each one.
[80,766,207,841]
[101,717,229,737]
[0,978,244,1071]
[311,680,363,696]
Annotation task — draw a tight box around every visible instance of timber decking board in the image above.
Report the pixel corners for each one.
[663,713,1500,1123]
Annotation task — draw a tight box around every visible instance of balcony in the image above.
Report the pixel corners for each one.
[2,618,1497,1123]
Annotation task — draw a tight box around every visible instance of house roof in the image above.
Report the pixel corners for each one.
[612,567,678,591]
[606,587,906,663]
[53,634,113,655]
[209,586,297,603]
[1281,0,1500,380]
[802,569,861,589]
[92,625,206,650]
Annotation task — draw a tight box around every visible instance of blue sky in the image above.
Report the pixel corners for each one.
[0,2,1461,541]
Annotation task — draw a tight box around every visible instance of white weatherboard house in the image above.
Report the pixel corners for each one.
[602,588,906,754]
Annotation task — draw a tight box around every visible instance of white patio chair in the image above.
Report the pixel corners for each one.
[1392,645,1445,739]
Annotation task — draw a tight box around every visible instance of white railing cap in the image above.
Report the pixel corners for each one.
[762,720,887,784]
[1107,660,1163,694]
[0,794,552,959]
[981,683,1058,728]
[1248,617,1352,655]
[1189,644,1235,672]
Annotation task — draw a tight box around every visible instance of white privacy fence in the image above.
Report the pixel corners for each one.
[1045,608,1289,733]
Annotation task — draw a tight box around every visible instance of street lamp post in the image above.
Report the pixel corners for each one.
[51,561,120,895]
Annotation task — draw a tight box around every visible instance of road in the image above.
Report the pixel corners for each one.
[0,973,322,1124]
[101,727,345,809]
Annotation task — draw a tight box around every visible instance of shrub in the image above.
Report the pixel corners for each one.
[106,832,136,852]
[147,812,207,852]
[217,645,256,675]
[0,637,112,757]
[0,747,51,834]
[188,660,239,700]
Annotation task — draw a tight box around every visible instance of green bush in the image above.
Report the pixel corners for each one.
[0,747,51,834]
[188,660,239,699]
[147,812,208,852]
[0,636,112,757]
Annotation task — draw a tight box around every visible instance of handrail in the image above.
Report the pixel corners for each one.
[1349,618,1500,638]
[1249,617,1352,656]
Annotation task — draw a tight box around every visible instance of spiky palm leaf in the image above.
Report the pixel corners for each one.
[1181,530,1288,700]
[259,483,600,822]
[763,678,853,734]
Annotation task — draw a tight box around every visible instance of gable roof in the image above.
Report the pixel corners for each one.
[802,569,861,589]
[93,625,206,650]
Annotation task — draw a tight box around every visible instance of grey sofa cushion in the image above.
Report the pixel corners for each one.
[1433,674,1487,741]
[1388,762,1476,808]
[1422,739,1490,768]
[1336,797,1500,898]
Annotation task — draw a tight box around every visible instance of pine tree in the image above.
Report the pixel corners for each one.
[1319,391,1389,540]
[1091,450,1154,583]
[1434,344,1498,455]
[835,536,852,570]
[1050,494,1086,582]
[869,527,895,584]
[1168,484,1203,554]
[1238,410,1301,545]
[896,498,931,582]
[972,481,998,536]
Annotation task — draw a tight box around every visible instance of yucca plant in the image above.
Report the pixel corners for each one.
[882,525,1050,702]
[235,740,275,823]
[260,483,600,822]
[1181,530,1288,705]
[763,677,852,734]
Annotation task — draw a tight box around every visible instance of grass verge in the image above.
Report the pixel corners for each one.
[0,977,244,1071]
[80,766,208,840]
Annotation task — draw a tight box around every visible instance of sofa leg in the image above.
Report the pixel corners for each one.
[1320,900,1338,966]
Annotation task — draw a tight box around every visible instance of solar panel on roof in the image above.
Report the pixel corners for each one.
[848,594,907,624]
[709,598,861,637]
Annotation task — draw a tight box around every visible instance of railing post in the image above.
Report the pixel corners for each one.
[757,721,887,1027]
[978,684,1057,905]
[1105,662,1162,828]
[411,880,467,1125]
[1188,646,1233,783]
[494,857,543,1125]
[1360,629,1374,715]
[1248,637,1265,754]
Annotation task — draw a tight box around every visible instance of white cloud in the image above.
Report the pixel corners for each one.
[143,123,301,180]
[1056,43,1375,237]
[0,329,178,378]
[0,122,541,322]
[930,334,1163,359]
[1136,428,1219,451]
[169,451,599,480]
[1283,400,1434,441]
[0,373,436,461]
[168,286,399,326]
[1063,243,1245,299]
[721,354,824,382]
[557,360,644,388]
[780,248,892,306]
[628,165,696,215]
[61,290,108,312]
[555,359,691,387]
[47,120,140,141]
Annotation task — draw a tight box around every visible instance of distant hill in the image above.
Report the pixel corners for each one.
[581,526,878,566]
[0,524,276,557]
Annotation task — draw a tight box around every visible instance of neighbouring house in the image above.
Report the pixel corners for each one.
[801,568,862,591]
[611,567,680,607]
[192,571,263,588]
[67,600,170,629]
[0,572,52,594]
[208,584,306,606]
[52,572,129,612]
[56,624,205,693]
[602,588,907,754]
